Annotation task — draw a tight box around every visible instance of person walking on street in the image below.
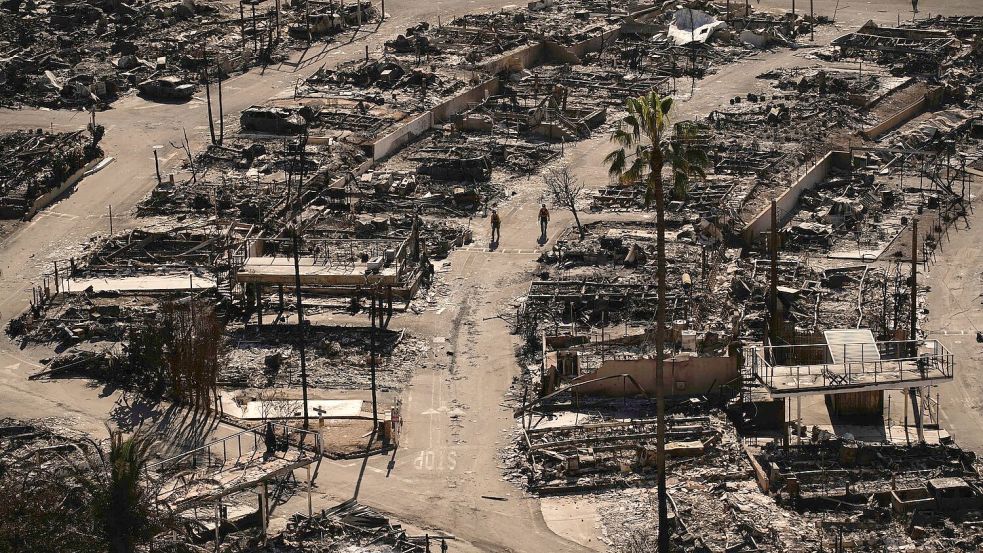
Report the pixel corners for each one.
[490,208,501,243]
[538,204,550,238]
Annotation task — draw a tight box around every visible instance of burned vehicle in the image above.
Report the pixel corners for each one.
[137,76,195,101]
[240,106,309,135]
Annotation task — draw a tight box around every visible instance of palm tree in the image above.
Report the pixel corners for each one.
[86,428,158,553]
[603,91,708,553]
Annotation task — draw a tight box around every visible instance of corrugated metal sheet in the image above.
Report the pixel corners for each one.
[824,329,880,364]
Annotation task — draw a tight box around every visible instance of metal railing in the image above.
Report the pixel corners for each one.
[146,422,322,505]
[149,422,321,472]
[748,339,954,392]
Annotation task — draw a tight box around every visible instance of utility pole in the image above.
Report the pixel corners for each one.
[252,1,258,54]
[370,288,379,429]
[292,227,310,429]
[218,74,224,145]
[769,199,781,342]
[910,219,918,344]
[203,46,217,146]
[240,0,246,52]
[275,0,280,40]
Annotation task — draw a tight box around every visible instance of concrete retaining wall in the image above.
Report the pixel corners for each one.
[862,85,944,140]
[371,111,434,161]
[432,77,500,122]
[478,27,619,75]
[479,42,547,75]
[862,96,928,140]
[565,27,620,59]
[542,40,583,65]
[27,156,104,219]
[743,150,851,244]
[368,27,617,162]
[286,12,663,188]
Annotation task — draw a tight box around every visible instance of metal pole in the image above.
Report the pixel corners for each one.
[370,290,379,429]
[153,148,161,183]
[810,0,814,41]
[904,389,910,445]
[108,205,113,234]
[910,220,918,343]
[292,227,310,428]
[240,1,245,52]
[769,199,780,341]
[796,396,802,445]
[306,465,313,517]
[214,502,221,553]
[260,482,268,545]
[916,386,925,443]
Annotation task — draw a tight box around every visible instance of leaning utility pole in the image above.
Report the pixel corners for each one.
[292,227,311,428]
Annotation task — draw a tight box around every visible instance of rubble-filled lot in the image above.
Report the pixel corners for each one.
[524,220,736,356]
[139,135,367,230]
[0,128,104,220]
[264,500,443,552]
[0,0,379,109]
[221,324,423,390]
[502,10,983,553]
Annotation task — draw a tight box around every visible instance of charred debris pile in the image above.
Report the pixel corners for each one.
[0,0,379,109]
[502,12,983,553]
[0,128,104,220]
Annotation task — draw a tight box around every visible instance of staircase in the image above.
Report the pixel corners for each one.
[738,346,767,429]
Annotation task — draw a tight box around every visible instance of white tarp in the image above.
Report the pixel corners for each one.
[740,29,769,48]
[668,8,727,45]
[237,399,364,420]
[64,274,216,293]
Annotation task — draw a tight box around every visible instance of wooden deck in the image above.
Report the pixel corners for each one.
[237,256,399,286]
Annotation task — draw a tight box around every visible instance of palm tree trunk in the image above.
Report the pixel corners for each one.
[653,165,670,553]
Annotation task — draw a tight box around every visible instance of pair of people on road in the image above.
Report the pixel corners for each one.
[489,204,550,244]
